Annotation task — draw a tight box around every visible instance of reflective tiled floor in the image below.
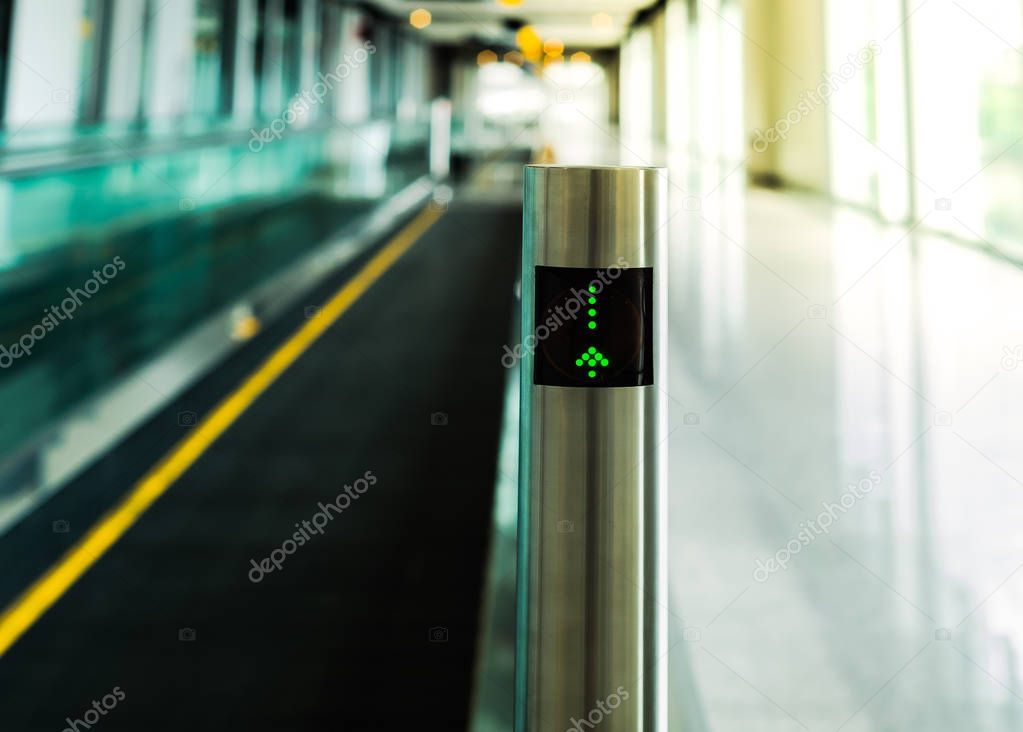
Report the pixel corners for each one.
[664,166,1023,730]
[462,130,1023,730]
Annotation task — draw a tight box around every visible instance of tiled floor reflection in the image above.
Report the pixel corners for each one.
[666,173,1023,730]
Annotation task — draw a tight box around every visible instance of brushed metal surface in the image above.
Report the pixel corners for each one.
[519,165,667,732]
[524,165,663,269]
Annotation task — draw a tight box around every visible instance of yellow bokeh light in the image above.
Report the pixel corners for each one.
[477,49,498,66]
[543,53,565,66]
[232,315,262,341]
[504,50,524,66]
[409,9,432,29]
[592,12,613,29]
[543,38,565,56]
[516,25,543,63]
[497,0,523,5]
[570,51,592,64]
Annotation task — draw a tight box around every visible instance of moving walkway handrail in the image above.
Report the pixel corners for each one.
[0,117,428,179]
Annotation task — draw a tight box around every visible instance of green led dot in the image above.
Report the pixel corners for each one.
[588,359,596,366]
[588,370,596,378]
[588,321,596,329]
[588,297,596,305]
[588,285,597,293]
[588,308,596,317]
[601,358,609,367]
[594,352,603,360]
[575,359,583,366]
[588,347,596,354]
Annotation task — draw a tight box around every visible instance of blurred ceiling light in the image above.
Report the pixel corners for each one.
[570,51,592,64]
[497,0,523,5]
[409,9,432,29]
[592,12,613,29]
[504,50,524,66]
[477,49,498,66]
[476,63,546,121]
[516,25,543,63]
[543,38,565,56]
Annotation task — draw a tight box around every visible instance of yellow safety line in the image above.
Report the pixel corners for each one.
[0,204,444,658]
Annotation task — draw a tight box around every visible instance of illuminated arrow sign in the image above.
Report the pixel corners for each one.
[533,266,653,388]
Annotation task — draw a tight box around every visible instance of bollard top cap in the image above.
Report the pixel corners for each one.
[524,164,666,268]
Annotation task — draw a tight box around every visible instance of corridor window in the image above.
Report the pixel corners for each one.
[909,1,1023,253]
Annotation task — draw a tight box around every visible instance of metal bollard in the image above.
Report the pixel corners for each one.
[517,165,668,732]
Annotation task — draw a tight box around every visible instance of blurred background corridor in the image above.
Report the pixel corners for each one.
[0,0,1021,730]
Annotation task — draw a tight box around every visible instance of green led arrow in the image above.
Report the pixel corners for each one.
[577,285,610,381]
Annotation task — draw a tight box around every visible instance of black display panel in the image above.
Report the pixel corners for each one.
[533,265,653,388]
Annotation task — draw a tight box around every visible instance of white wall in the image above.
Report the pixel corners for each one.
[233,0,258,119]
[105,0,147,121]
[6,0,87,127]
[335,8,371,123]
[743,0,830,190]
[620,26,653,157]
[625,0,746,165]
[145,0,197,120]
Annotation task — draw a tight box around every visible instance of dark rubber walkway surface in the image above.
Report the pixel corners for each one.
[0,199,521,731]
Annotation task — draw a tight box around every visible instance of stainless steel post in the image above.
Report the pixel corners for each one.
[517,165,667,732]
